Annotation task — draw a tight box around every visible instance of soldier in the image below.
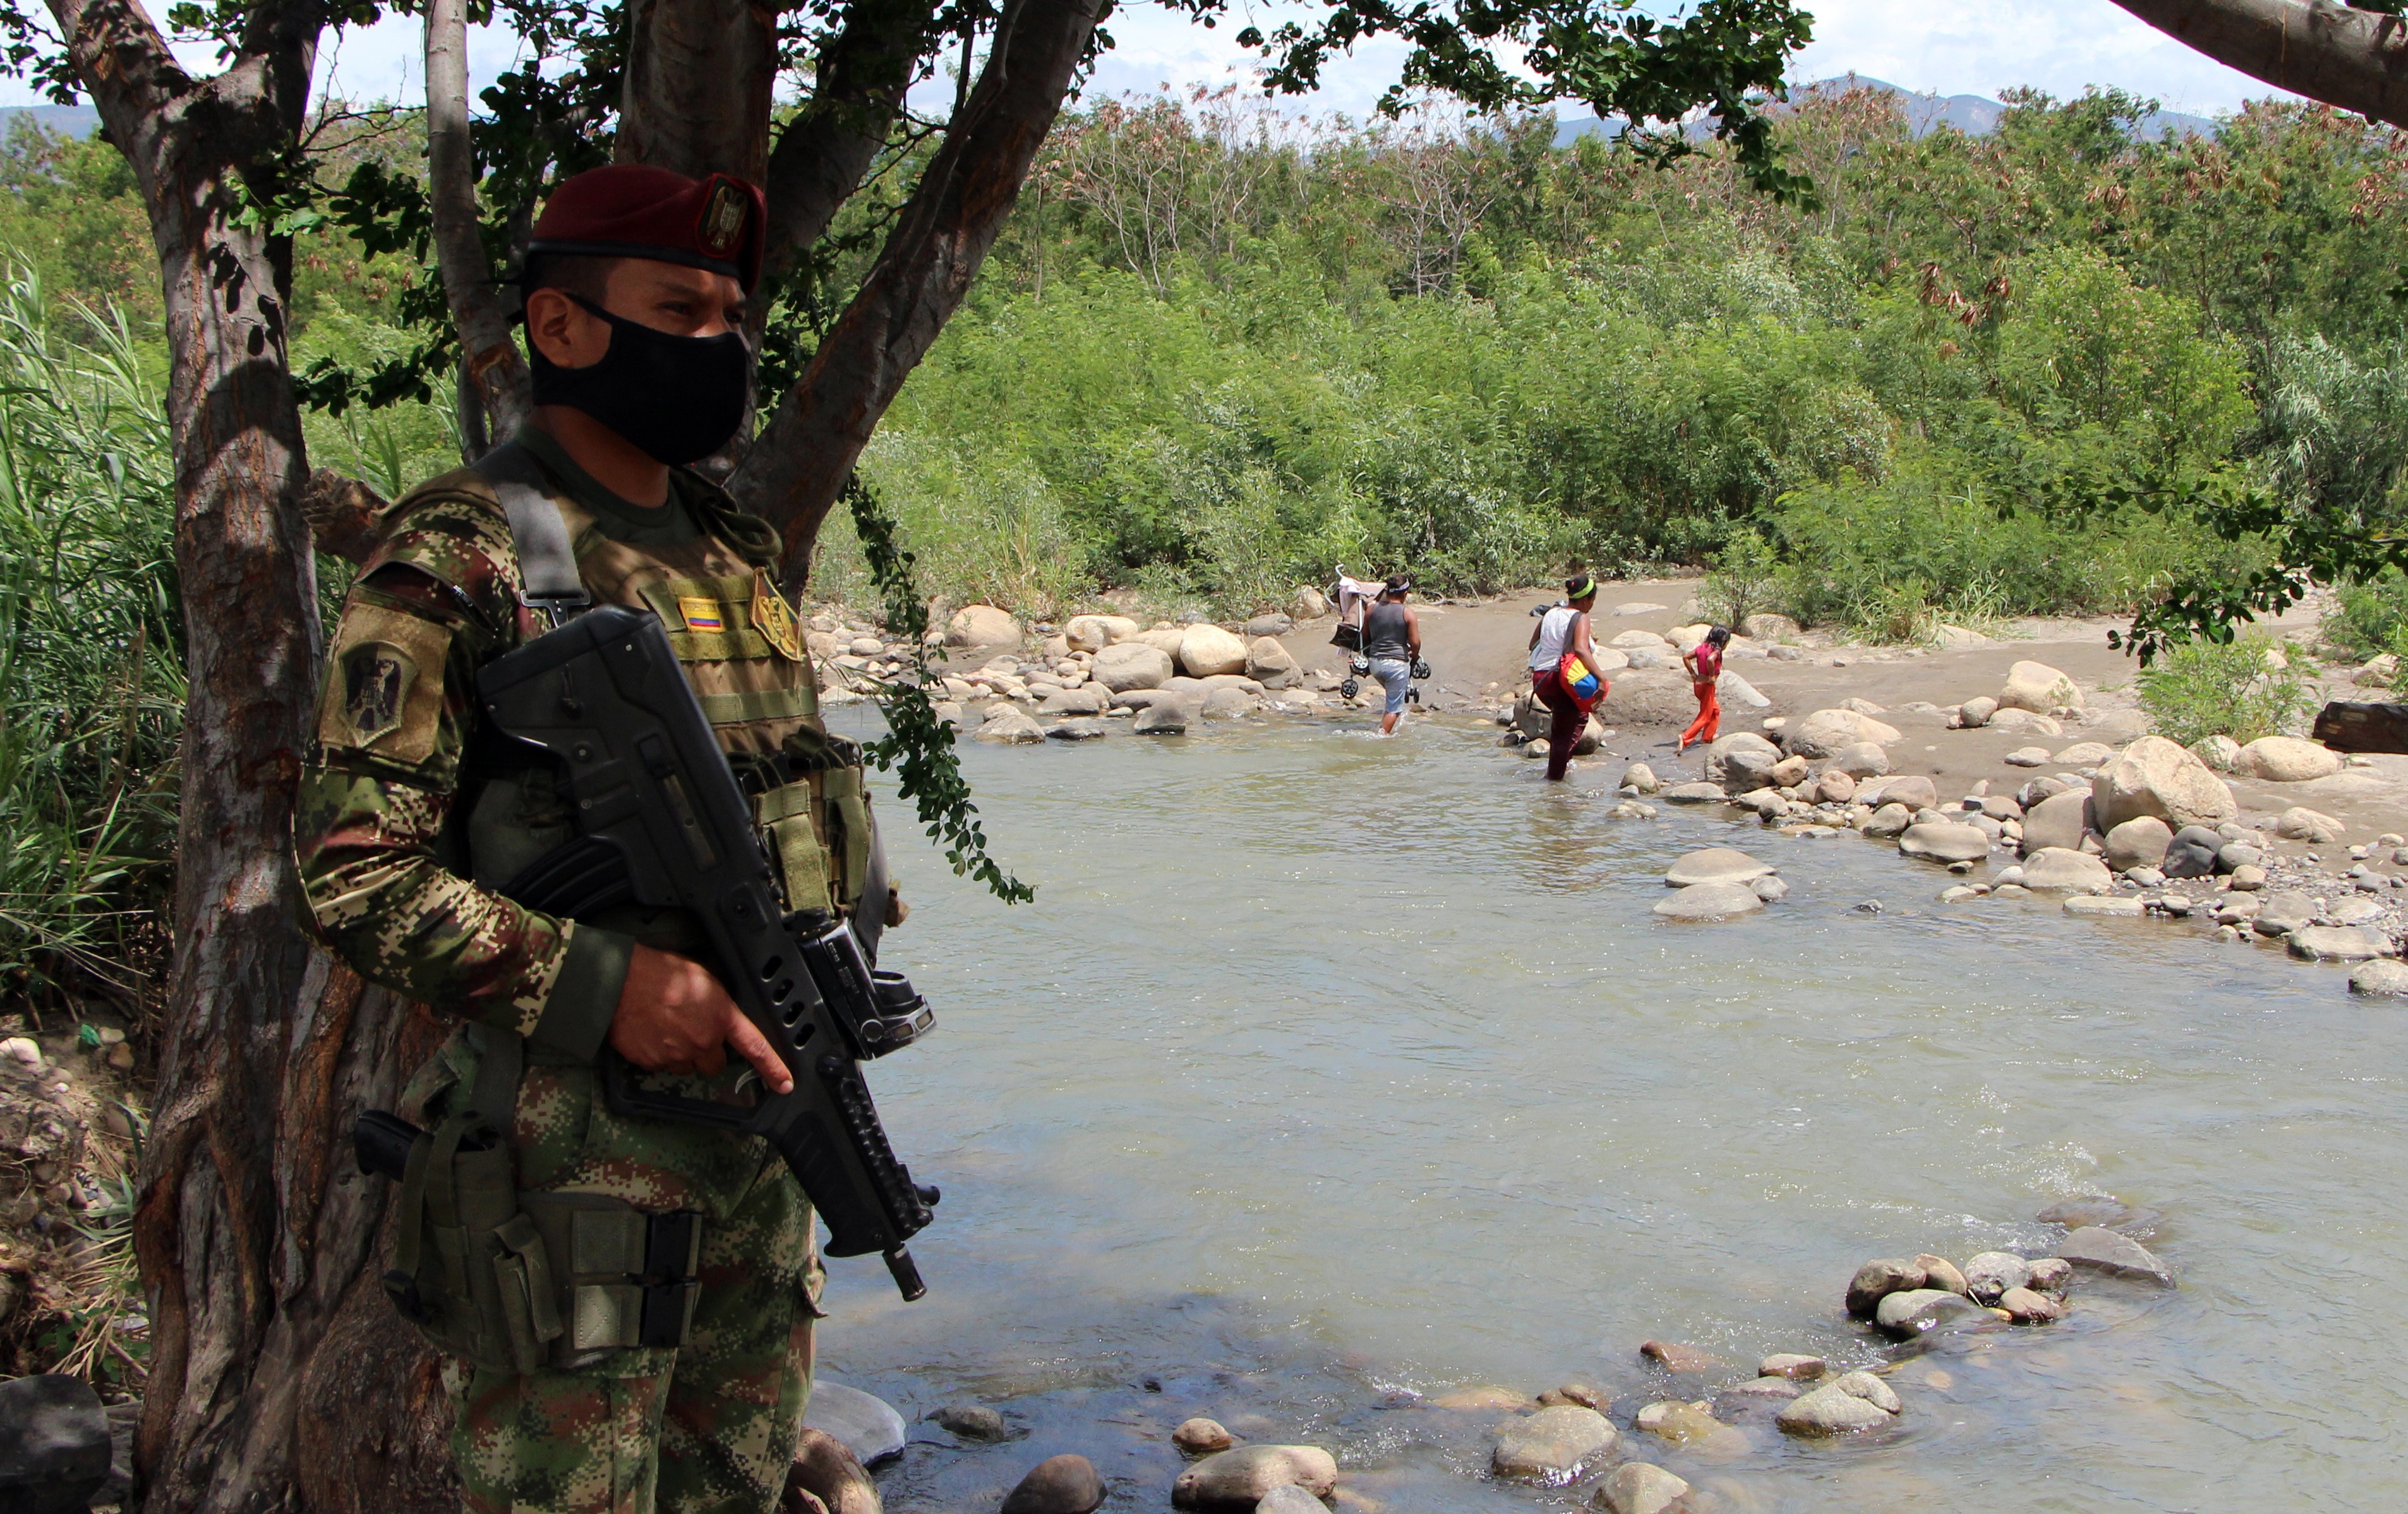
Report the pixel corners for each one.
[295,163,900,1514]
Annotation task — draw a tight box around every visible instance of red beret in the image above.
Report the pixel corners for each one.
[527,164,767,291]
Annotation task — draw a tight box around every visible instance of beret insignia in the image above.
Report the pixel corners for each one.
[698,175,751,261]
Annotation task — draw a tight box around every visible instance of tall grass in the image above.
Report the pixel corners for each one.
[0,267,181,1008]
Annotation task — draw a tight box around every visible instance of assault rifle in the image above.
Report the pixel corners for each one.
[474,604,941,1299]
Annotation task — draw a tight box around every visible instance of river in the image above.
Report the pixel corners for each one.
[814,710,2402,1513]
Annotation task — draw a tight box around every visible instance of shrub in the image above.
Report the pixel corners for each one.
[2138,635,2314,746]
[1692,526,1780,628]
[2321,571,2408,663]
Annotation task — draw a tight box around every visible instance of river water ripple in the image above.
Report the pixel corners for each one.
[817,712,2403,1513]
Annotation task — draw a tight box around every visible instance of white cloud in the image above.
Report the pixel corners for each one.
[5,1,2298,124]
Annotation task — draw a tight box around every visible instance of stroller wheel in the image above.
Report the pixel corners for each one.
[1340,678,1360,700]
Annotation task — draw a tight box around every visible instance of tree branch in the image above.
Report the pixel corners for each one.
[734,0,1103,576]
[2109,0,2408,127]
[299,468,389,564]
[617,0,778,181]
[427,0,530,444]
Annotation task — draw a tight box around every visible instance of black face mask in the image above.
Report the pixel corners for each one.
[529,294,752,466]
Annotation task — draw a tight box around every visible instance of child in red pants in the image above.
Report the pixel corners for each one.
[1678,625,1731,754]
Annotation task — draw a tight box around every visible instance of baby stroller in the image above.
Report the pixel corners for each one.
[1329,564,1431,703]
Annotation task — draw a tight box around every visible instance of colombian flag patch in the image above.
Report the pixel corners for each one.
[677,597,726,633]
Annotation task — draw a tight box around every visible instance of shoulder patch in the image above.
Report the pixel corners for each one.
[318,602,454,762]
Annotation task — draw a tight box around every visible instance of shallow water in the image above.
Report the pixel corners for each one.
[816,712,2404,1513]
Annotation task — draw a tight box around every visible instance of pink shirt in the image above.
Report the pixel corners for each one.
[1692,642,1723,686]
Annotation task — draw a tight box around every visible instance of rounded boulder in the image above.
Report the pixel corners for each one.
[1177,624,1249,677]
[1652,882,1765,920]
[2092,736,2238,831]
[2103,815,2173,872]
[2000,659,2082,713]
[946,604,1022,648]
[1898,821,1990,864]
[1092,641,1174,693]
[1787,708,1903,759]
[1063,614,1138,651]
[1665,848,1774,888]
[1171,1445,1339,1511]
[2235,736,2342,782]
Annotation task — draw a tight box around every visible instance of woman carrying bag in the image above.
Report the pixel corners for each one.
[1527,574,1608,782]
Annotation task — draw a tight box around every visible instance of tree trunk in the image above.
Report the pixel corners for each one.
[618,0,780,182]
[428,0,532,447]
[733,0,1105,575]
[2109,0,2408,128]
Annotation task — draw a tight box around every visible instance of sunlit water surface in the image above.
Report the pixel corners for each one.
[815,712,2404,1513]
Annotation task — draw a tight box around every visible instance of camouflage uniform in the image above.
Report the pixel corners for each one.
[297,427,883,1514]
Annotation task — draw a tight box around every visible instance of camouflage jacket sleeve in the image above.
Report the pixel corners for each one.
[293,481,632,1059]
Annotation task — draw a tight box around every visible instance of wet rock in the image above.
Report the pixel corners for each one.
[1176,1419,1235,1455]
[2275,806,2345,844]
[1621,763,1662,794]
[1635,1402,1723,1444]
[1660,782,1728,804]
[1873,1288,1990,1338]
[1913,1254,1968,1295]
[2064,895,2146,917]
[1998,1287,2066,1324]
[2093,736,2237,832]
[2236,736,2343,782]
[1846,1258,1927,1319]
[2163,825,2223,879]
[2352,960,2408,996]
[1254,1487,1324,1514]
[1639,1340,1720,1373]
[1037,686,1109,716]
[1830,1372,1900,1414]
[1429,1386,1533,1411]
[1045,718,1110,741]
[1003,1454,1104,1514]
[0,1374,109,1514]
[1172,1446,1339,1510]
[1712,1378,1802,1422]
[2025,1256,2074,1292]
[1775,1383,1893,1437]
[2104,815,2174,872]
[1536,1382,1610,1410]
[806,1383,907,1465]
[2057,1226,2175,1287]
[2001,660,2082,713]
[1595,1462,1691,1514]
[1491,1405,1617,1481]
[2253,891,2320,936]
[783,1427,881,1514]
[1962,1252,2030,1304]
[1898,821,1990,864]
[1652,883,1764,921]
[1862,802,1913,839]
[1135,703,1189,736]
[2021,789,2094,853]
[936,1403,1008,1441]
[2289,926,2393,962]
[1246,638,1301,688]
[1665,848,1774,887]
[1750,875,1790,903]
[1758,1354,1825,1380]
[974,709,1046,744]
[2020,847,2110,893]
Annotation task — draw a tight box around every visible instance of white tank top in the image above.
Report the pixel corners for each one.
[1529,606,1579,671]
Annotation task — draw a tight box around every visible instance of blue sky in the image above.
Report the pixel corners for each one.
[88,0,2297,122]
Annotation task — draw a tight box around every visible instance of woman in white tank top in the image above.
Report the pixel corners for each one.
[1525,574,1603,780]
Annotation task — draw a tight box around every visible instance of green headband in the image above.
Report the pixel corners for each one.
[1568,576,1596,600]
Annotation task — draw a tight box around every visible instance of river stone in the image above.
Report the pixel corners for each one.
[1712,1377,1803,1420]
[2253,890,2320,936]
[1956,695,1997,728]
[935,1403,1008,1440]
[1172,1446,1339,1510]
[2064,894,2145,917]
[1665,848,1774,887]
[1176,624,1249,677]
[1759,1353,1826,1380]
[2020,789,2093,853]
[1638,1340,1719,1372]
[1252,1486,1323,1514]
[974,708,1045,744]
[805,1383,907,1465]
[2352,960,2408,996]
[1596,1462,1690,1514]
[1064,614,1139,651]
[1858,774,1937,811]
[1846,1258,1927,1319]
[1914,1254,1968,1295]
[1718,746,1779,790]
[1898,821,1990,863]
[1814,769,1858,804]
[2026,1257,2074,1292]
[2164,825,2223,879]
[2000,746,2048,768]
[1246,637,1300,687]
[0,1374,109,1514]
[1175,1419,1235,1455]
[2000,659,2082,713]
[1751,875,1790,902]
[1653,883,1763,921]
[2104,815,2174,871]
[948,604,1022,647]
[1999,1287,2067,1324]
[1789,708,1903,758]
[1046,717,1110,741]
[1874,1288,1990,1337]
[1621,763,1661,794]
[1862,802,1913,839]
[2289,926,2393,962]
[1827,741,1891,778]
[2018,847,2110,893]
[1961,1252,2030,1304]
[1536,1382,1610,1410]
[2052,741,2117,768]
[1292,585,1329,621]
[1491,1405,1616,1481]
[2057,1226,2176,1287]
[1775,1384,1892,1436]
[785,1427,880,1514]
[1830,1371,1901,1414]
[1243,612,1294,639]
[1003,1454,1104,1514]
[2093,736,2237,831]
[2275,806,2346,844]
[1093,641,1174,692]
[1637,1402,1723,1444]
[1704,731,1779,784]
[1135,702,1188,735]
[1429,1386,1533,1411]
[1198,686,1258,720]
[1612,627,1671,648]
[1661,782,1728,804]
[1037,685,1109,715]
[2236,735,2344,782]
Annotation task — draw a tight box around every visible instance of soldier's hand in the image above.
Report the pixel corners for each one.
[610,944,795,1094]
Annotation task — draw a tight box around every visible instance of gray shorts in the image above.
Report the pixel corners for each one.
[1369,657,1411,715]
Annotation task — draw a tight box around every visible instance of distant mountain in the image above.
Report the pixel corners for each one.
[1553,75,2218,148]
[0,104,99,139]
